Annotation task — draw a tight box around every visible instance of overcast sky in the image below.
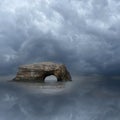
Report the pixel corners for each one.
[0,0,120,76]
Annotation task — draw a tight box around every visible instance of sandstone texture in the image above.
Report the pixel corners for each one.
[13,62,72,82]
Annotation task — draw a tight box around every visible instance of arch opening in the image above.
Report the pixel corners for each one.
[45,75,57,83]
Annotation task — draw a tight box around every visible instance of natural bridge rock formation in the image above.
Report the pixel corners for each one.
[13,62,72,82]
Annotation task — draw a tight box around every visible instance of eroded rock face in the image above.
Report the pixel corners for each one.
[13,62,72,82]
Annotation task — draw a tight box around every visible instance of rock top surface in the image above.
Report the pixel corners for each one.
[20,62,63,71]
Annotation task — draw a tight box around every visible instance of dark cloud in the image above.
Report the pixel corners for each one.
[0,0,120,76]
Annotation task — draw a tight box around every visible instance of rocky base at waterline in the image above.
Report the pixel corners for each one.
[13,62,72,82]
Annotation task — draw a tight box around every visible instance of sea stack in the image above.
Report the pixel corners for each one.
[13,62,72,82]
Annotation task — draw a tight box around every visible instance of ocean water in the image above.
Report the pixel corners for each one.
[0,76,120,120]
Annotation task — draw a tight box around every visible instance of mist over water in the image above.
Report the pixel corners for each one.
[0,76,120,120]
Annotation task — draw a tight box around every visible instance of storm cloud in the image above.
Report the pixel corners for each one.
[0,0,120,76]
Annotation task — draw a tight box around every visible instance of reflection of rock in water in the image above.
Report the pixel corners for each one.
[13,62,72,82]
[12,79,70,94]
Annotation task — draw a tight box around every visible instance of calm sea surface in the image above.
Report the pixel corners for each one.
[0,76,120,120]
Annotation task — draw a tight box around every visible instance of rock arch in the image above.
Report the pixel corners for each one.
[45,75,57,82]
[13,62,72,82]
